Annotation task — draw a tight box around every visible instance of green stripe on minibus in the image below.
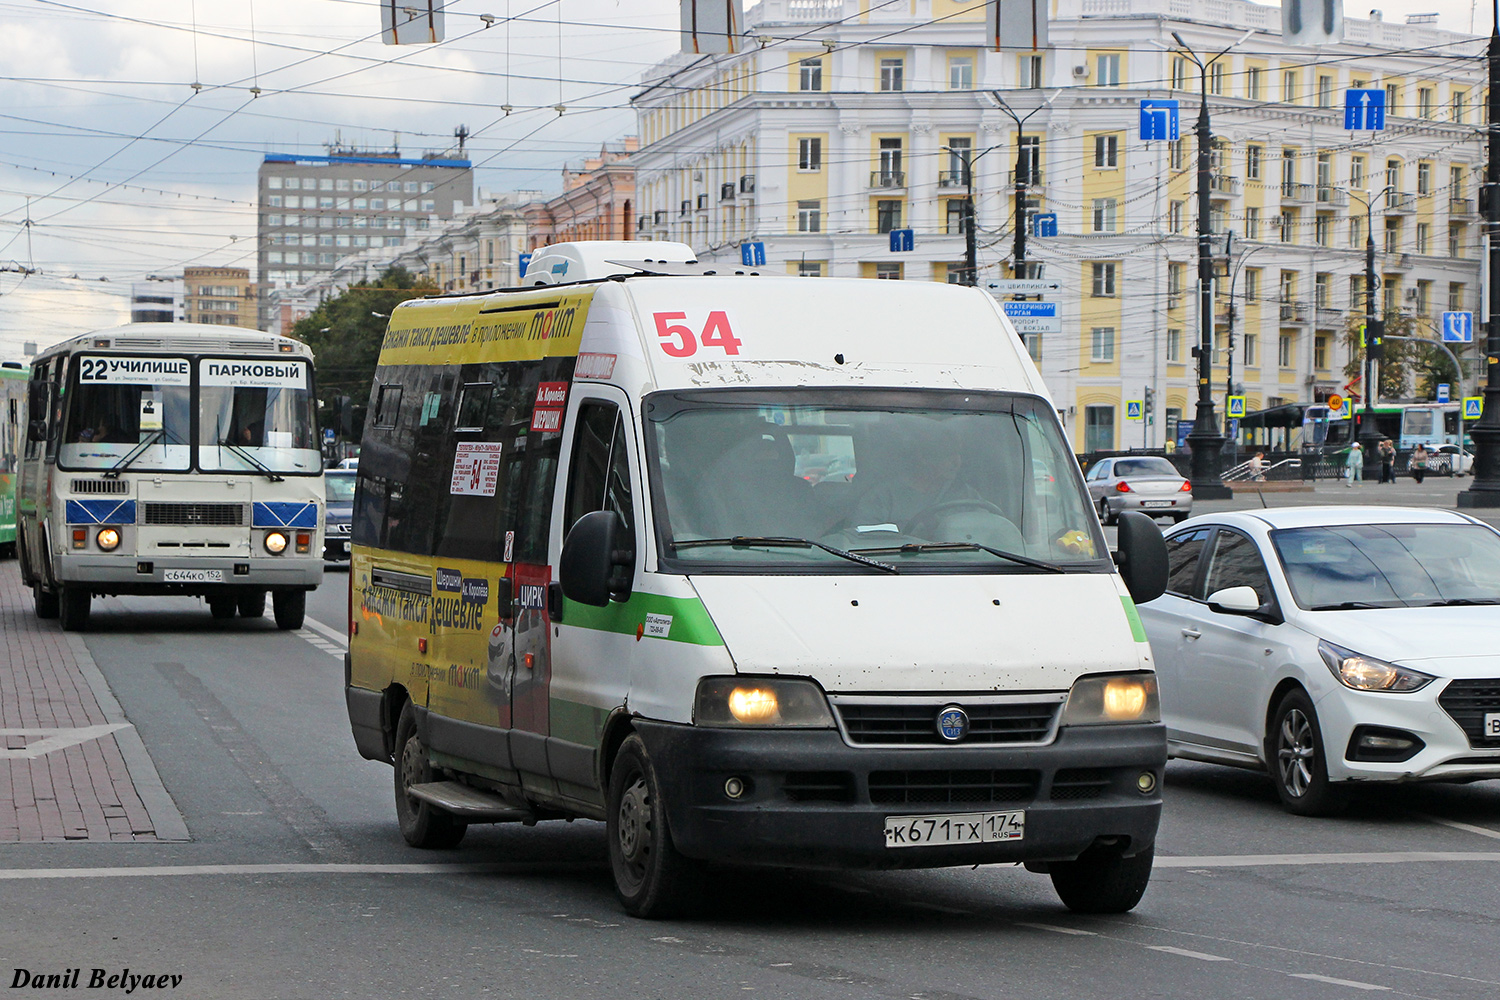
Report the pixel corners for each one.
[1120,595,1148,643]
[561,592,724,646]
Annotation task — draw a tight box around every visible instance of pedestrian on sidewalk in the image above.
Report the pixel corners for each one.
[1249,451,1266,481]
[1345,441,1364,486]
[1379,439,1396,483]
[1411,442,1429,484]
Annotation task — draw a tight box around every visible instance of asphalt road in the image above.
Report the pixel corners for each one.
[6,483,1500,999]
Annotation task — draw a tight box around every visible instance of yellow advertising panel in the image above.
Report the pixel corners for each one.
[378,288,596,368]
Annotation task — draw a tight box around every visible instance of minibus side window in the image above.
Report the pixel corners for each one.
[563,401,634,550]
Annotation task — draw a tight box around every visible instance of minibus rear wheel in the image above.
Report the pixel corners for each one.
[393,700,466,849]
[1050,845,1153,914]
[607,735,701,918]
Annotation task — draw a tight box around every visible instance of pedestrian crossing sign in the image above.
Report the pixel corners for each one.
[1126,400,1144,421]
[1227,395,1245,419]
[1464,396,1484,420]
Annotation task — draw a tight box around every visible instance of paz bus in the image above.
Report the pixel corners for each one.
[1,362,25,558]
[16,324,324,630]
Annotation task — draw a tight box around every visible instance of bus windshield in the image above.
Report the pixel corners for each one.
[197,358,320,474]
[60,355,193,472]
[647,388,1107,574]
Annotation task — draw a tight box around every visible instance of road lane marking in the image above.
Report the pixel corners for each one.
[304,616,348,647]
[1157,851,1500,867]
[1289,973,1390,991]
[1424,816,1500,841]
[1017,923,1096,936]
[1147,946,1232,962]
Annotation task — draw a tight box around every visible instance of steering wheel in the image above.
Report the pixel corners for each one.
[905,499,1009,539]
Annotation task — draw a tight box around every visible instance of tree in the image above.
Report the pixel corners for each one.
[292,266,436,435]
[1341,310,1423,400]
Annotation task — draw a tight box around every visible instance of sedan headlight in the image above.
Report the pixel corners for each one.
[1061,673,1160,726]
[694,677,835,728]
[1318,640,1434,693]
[264,531,288,555]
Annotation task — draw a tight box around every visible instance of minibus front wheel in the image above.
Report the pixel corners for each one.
[607,735,701,919]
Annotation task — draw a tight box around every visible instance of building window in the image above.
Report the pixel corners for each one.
[1094,134,1119,168]
[1281,147,1297,187]
[1168,201,1184,233]
[1416,222,1430,254]
[1167,328,1182,362]
[1350,216,1365,248]
[1453,90,1468,123]
[1016,136,1040,183]
[1449,282,1466,312]
[947,137,973,184]
[875,262,902,280]
[1383,279,1400,315]
[1094,53,1120,86]
[1350,154,1365,188]
[797,200,821,233]
[878,137,903,182]
[1315,214,1331,246]
[1245,145,1261,180]
[1209,62,1225,96]
[1279,333,1294,368]
[946,199,970,235]
[1245,206,1261,240]
[1278,211,1294,243]
[1247,66,1262,100]
[1091,262,1117,297]
[1169,139,1184,170]
[1452,165,1467,199]
[1417,161,1431,196]
[1244,333,1257,366]
[798,137,822,171]
[1416,280,1432,314]
[1418,87,1434,118]
[880,58,904,92]
[1283,69,1299,103]
[799,57,823,91]
[1084,405,1115,452]
[1317,75,1333,107]
[1090,327,1116,362]
[1315,334,1330,370]
[1020,54,1043,88]
[1451,223,1466,257]
[1023,333,1042,362]
[1171,57,1187,90]
[1385,82,1399,112]
[1245,268,1259,301]
[949,56,973,90]
[876,200,902,234]
[1385,217,1400,254]
[1091,198,1117,233]
[798,261,823,277]
[267,176,283,189]
[1386,158,1401,191]
[1315,272,1331,308]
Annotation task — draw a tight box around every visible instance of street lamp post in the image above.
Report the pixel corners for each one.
[1225,242,1266,450]
[1459,0,1500,507]
[1172,30,1250,500]
[990,91,1060,282]
[1351,187,1394,480]
[943,143,1003,286]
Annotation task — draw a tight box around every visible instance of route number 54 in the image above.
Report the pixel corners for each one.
[653,311,742,359]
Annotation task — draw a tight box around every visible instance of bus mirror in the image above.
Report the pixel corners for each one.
[1114,511,1168,605]
[28,387,48,424]
[560,510,633,607]
[27,419,47,443]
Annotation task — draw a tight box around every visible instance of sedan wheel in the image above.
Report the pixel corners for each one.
[1098,498,1116,526]
[1268,689,1347,816]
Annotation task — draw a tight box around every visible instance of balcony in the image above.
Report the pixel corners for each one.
[1451,196,1476,216]
[1385,191,1417,212]
[1007,170,1045,189]
[938,170,971,188]
[1280,182,1314,204]
[1316,305,1342,326]
[1208,173,1240,196]
[870,170,906,189]
[1316,186,1349,207]
[1279,300,1310,323]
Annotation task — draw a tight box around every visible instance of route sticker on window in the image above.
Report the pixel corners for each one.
[77,355,191,386]
[200,359,307,390]
[643,613,673,639]
[504,531,515,562]
[531,381,569,432]
[575,353,617,380]
[450,442,503,496]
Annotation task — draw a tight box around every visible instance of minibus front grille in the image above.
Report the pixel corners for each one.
[835,700,1060,746]
[1438,679,1500,748]
[142,502,247,527]
[71,479,130,495]
[1050,768,1112,801]
[867,769,1038,806]
[782,771,856,803]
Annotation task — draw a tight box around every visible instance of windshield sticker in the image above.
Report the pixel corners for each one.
[138,393,163,431]
[504,531,515,562]
[450,442,503,496]
[575,353,617,379]
[200,360,307,390]
[530,381,568,432]
[78,356,191,386]
[643,613,673,639]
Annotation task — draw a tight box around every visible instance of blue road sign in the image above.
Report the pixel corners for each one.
[888,228,914,253]
[1227,395,1246,419]
[1031,212,1058,237]
[1442,311,1474,343]
[740,241,766,266]
[517,252,533,278]
[1465,396,1484,419]
[1126,400,1144,420]
[1001,302,1057,318]
[1438,383,1451,404]
[324,428,336,442]
[1344,89,1386,130]
[1140,100,1180,141]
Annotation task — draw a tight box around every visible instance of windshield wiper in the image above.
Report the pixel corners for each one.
[103,429,163,478]
[852,541,1066,574]
[221,438,285,482]
[670,536,899,574]
[1423,598,1500,607]
[1307,600,1395,611]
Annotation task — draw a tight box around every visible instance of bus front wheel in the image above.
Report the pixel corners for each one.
[59,587,91,632]
[238,591,266,618]
[272,589,305,630]
[34,585,59,620]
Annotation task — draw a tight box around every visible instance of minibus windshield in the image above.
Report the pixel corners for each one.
[197,358,320,475]
[647,389,1108,574]
[61,356,193,472]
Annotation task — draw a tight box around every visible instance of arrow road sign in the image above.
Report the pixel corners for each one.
[1140,100,1180,141]
[889,228,914,253]
[1030,212,1058,237]
[740,242,766,266]
[1002,301,1060,333]
[1465,396,1484,420]
[1442,311,1474,343]
[1344,89,1385,131]
[987,280,1061,294]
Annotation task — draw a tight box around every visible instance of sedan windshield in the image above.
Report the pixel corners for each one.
[197,358,320,475]
[647,389,1107,573]
[1272,523,1500,609]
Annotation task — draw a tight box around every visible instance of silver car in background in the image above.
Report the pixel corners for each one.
[1086,456,1193,525]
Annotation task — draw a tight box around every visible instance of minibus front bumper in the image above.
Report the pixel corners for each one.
[55,553,323,591]
[634,720,1165,869]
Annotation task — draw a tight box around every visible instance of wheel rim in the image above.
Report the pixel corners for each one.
[399,735,425,809]
[1277,708,1316,797]
[1099,499,1110,521]
[615,773,652,884]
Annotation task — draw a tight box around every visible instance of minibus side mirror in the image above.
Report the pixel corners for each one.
[1114,511,1168,605]
[560,510,634,607]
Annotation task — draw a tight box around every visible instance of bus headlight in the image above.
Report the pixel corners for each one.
[96,527,121,551]
[694,677,835,728]
[264,531,289,555]
[1061,673,1160,726]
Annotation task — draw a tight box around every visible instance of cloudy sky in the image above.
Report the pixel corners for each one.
[0,0,1487,357]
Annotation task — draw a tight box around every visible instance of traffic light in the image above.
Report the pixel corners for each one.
[1368,319,1385,361]
[1143,387,1155,410]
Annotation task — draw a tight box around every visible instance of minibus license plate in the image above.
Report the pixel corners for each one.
[884,810,1024,848]
[163,569,223,583]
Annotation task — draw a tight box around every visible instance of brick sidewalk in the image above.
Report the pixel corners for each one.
[0,563,186,842]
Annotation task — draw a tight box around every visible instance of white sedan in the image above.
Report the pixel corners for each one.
[1138,506,1500,815]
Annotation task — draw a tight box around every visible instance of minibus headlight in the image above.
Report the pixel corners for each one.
[264,531,289,555]
[96,527,121,551]
[694,677,835,728]
[1061,673,1160,726]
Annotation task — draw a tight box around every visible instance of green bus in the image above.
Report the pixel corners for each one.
[1,362,26,557]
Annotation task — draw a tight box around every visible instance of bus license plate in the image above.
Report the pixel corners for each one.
[884,810,1025,848]
[163,569,223,583]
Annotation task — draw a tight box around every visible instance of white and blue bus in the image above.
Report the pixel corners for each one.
[17,324,324,630]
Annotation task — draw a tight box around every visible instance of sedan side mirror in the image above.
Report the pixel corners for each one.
[1206,586,1260,614]
[559,510,634,607]
[1114,510,1168,604]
